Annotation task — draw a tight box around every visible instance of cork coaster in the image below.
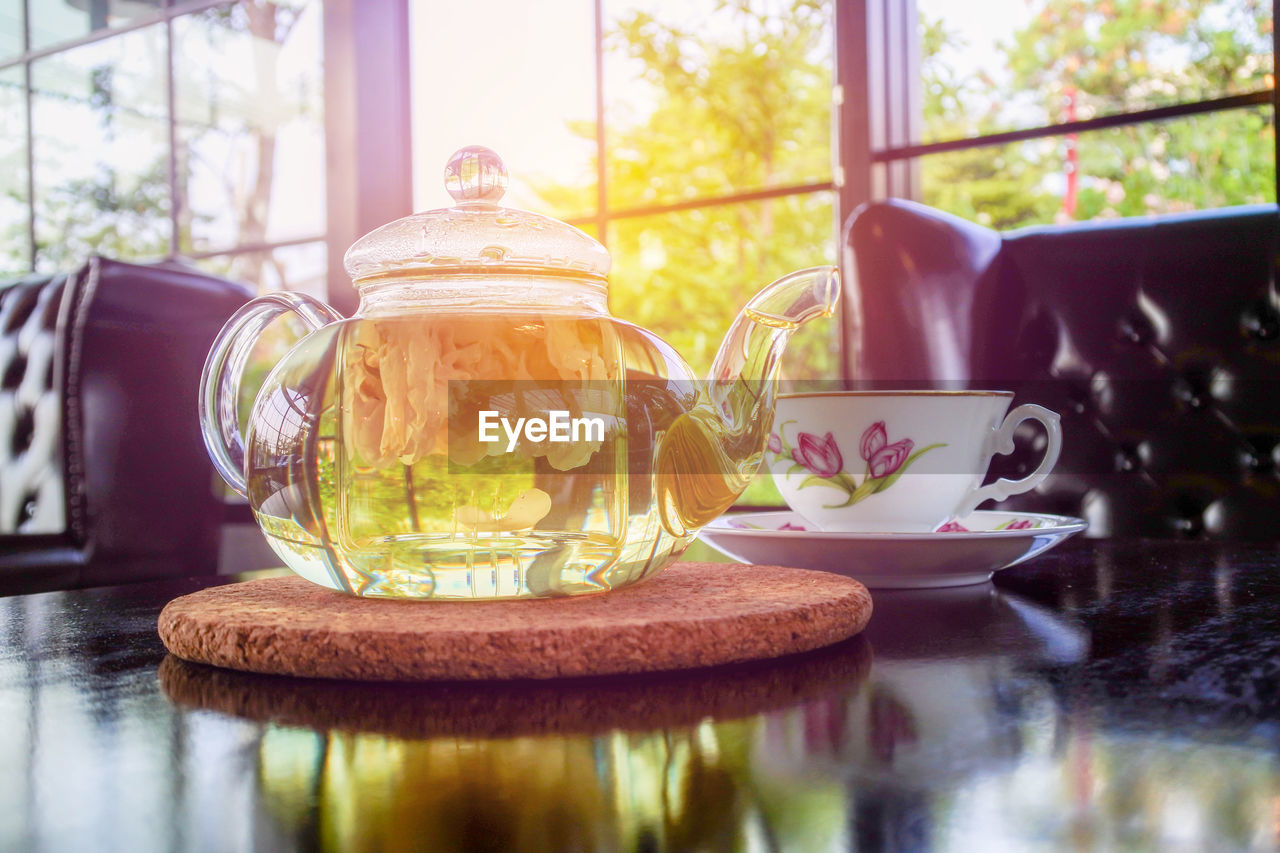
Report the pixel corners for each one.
[158,562,872,681]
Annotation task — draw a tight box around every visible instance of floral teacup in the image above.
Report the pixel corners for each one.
[766,391,1062,532]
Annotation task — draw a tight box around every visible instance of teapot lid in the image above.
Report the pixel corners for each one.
[343,146,610,285]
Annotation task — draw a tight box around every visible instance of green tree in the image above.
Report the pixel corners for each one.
[1005,0,1271,113]
[0,70,30,279]
[534,0,837,508]
[35,159,172,270]
[533,0,1273,508]
[5,2,314,286]
[537,0,839,382]
[178,1,315,288]
[921,0,1275,228]
[1009,0,1274,218]
[920,15,1060,229]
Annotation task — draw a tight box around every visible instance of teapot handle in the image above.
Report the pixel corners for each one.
[199,292,344,497]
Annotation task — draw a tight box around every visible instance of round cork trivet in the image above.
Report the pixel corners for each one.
[158,562,872,681]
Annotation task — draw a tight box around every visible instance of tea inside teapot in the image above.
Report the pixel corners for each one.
[201,146,839,600]
[245,308,633,600]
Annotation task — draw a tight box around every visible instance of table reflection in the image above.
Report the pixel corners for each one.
[4,545,1279,851]
[161,636,874,851]
[154,585,1096,851]
[858,584,1278,851]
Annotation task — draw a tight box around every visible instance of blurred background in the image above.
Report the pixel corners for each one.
[0,0,1271,379]
[0,10,1276,847]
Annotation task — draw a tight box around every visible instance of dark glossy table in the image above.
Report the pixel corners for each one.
[2,538,1278,852]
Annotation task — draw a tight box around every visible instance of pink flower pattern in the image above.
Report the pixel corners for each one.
[860,421,887,461]
[725,518,808,531]
[867,438,914,479]
[937,518,1040,532]
[768,418,946,510]
[792,431,843,479]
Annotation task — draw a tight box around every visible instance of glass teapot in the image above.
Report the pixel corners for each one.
[200,146,839,600]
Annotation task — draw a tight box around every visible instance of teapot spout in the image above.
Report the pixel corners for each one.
[655,266,840,536]
[709,265,842,383]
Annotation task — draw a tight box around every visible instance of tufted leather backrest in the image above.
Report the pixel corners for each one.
[0,274,68,538]
[845,200,1280,539]
[0,257,252,591]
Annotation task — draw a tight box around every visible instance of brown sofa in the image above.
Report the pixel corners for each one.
[0,257,253,593]
[844,200,1280,539]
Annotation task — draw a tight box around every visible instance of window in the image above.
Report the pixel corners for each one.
[906,0,1275,228]
[408,0,1274,380]
[5,2,1269,322]
[0,0,326,294]
[404,0,1274,505]
[410,0,840,384]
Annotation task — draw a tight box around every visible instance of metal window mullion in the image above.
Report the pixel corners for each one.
[22,0,35,269]
[879,0,920,199]
[875,90,1275,161]
[883,0,903,196]
[166,0,226,13]
[834,0,873,388]
[901,0,921,199]
[594,0,608,247]
[565,181,836,227]
[166,14,178,260]
[0,0,224,72]
[865,0,885,199]
[834,0,871,224]
[180,233,328,262]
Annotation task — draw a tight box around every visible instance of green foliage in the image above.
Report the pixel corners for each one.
[543,0,1275,384]
[535,0,1274,506]
[608,196,838,380]
[1003,0,1271,112]
[606,0,832,206]
[34,158,172,269]
[922,0,1275,230]
[536,0,839,382]
[922,143,1061,230]
[10,1,309,282]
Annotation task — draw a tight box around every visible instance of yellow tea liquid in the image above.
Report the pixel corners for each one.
[246,311,648,599]
[243,306,766,599]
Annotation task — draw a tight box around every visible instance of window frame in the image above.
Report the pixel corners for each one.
[0,0,338,297]
[566,0,840,233]
[840,0,1279,215]
[3,0,1275,318]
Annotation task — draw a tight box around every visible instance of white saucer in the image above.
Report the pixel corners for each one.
[697,510,1087,589]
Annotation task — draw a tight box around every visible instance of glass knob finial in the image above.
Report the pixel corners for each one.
[444,145,509,204]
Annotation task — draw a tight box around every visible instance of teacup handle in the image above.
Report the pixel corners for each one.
[956,404,1062,517]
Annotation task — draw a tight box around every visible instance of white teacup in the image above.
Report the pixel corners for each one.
[765,391,1062,532]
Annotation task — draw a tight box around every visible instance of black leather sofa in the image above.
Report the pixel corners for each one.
[0,257,252,593]
[844,200,1280,539]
